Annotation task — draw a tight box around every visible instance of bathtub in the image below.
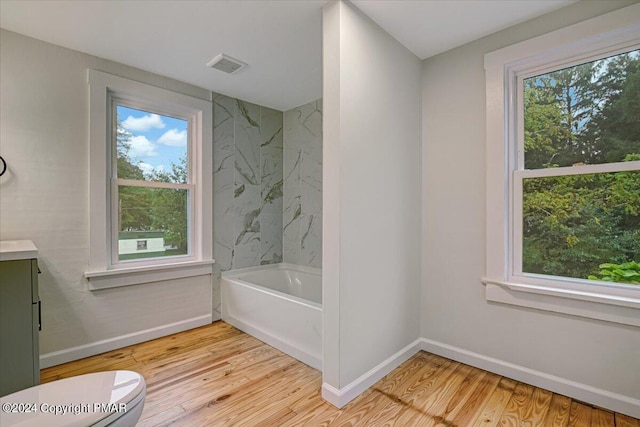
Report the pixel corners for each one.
[221,263,322,370]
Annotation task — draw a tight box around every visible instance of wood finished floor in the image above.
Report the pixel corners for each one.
[41,322,639,427]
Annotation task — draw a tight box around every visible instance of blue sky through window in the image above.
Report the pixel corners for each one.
[116,105,188,178]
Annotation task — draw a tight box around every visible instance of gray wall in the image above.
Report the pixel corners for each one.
[283,99,323,269]
[0,29,212,361]
[212,94,284,316]
[421,0,640,403]
[0,28,301,358]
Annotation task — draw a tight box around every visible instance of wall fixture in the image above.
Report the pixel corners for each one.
[206,54,247,74]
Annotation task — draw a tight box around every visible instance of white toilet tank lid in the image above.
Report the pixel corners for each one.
[0,370,146,427]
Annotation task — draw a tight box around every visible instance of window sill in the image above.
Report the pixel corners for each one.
[481,278,640,328]
[85,259,215,290]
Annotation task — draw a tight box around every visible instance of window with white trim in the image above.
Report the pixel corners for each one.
[483,5,640,327]
[86,70,213,289]
[517,50,639,283]
[114,104,191,262]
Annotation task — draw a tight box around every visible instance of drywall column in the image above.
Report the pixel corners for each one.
[322,0,422,407]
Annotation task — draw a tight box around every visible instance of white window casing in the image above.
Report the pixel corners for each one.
[85,70,213,289]
[483,4,640,327]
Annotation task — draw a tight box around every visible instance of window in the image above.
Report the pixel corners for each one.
[86,70,213,289]
[517,50,640,283]
[483,5,640,326]
[114,104,190,262]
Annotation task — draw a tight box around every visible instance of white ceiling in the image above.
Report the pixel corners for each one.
[0,0,575,111]
[352,0,576,59]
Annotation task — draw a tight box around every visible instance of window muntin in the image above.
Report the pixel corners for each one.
[514,49,640,287]
[112,103,193,263]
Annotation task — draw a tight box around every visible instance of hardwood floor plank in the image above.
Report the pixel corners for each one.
[591,407,615,427]
[38,322,639,427]
[450,371,501,426]
[281,400,341,427]
[359,356,458,425]
[438,366,486,420]
[172,362,314,426]
[144,358,232,394]
[616,413,640,427]
[542,393,572,427]
[392,363,473,426]
[372,351,437,399]
[232,375,322,426]
[136,405,186,427]
[40,351,136,382]
[529,387,553,426]
[287,388,327,414]
[314,352,438,426]
[141,361,237,412]
[316,389,387,426]
[131,323,242,364]
[470,376,518,426]
[246,407,298,427]
[143,368,253,418]
[568,401,592,427]
[410,363,479,426]
[497,382,536,426]
[142,332,260,371]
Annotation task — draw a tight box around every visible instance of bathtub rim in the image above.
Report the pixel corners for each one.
[222,262,321,278]
[222,263,322,309]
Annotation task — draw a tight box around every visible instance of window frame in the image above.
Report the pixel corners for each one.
[482,4,640,327]
[85,70,213,290]
[111,97,194,266]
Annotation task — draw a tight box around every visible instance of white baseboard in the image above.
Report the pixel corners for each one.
[39,314,212,369]
[420,338,640,419]
[322,338,423,408]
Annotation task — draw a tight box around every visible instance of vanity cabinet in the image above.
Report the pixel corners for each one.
[0,242,40,396]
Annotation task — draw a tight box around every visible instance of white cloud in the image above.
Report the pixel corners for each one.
[129,135,158,158]
[139,162,165,176]
[158,129,187,147]
[122,114,166,132]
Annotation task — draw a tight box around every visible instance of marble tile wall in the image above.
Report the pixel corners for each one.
[283,99,323,269]
[212,93,283,316]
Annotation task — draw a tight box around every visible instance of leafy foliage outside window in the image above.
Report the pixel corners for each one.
[522,50,640,285]
[115,108,190,260]
[588,261,640,284]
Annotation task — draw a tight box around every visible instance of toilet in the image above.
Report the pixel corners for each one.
[0,371,146,427]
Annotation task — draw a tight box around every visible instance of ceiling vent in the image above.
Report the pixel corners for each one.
[206,53,247,74]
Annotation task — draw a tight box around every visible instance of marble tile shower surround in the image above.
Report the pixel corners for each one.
[283,99,323,269]
[212,95,322,317]
[213,93,284,316]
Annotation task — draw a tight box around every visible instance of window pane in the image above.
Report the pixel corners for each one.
[523,49,640,169]
[522,171,640,285]
[117,185,189,260]
[116,105,188,184]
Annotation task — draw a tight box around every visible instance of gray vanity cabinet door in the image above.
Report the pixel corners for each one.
[0,259,38,396]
